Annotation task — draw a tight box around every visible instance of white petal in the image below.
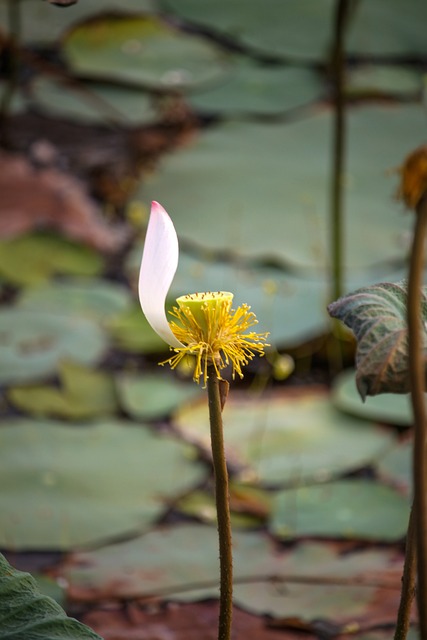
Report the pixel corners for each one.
[139,201,183,348]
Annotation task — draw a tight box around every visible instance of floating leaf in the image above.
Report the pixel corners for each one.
[270,479,410,542]
[174,388,395,485]
[328,281,425,398]
[161,0,336,62]
[17,278,132,323]
[0,0,156,45]
[376,440,412,492]
[30,77,158,125]
[332,368,413,426]
[116,372,202,420]
[0,309,107,384]
[63,15,229,90]
[138,105,424,271]
[63,524,400,623]
[0,233,103,286]
[0,553,103,640]
[188,59,323,116]
[8,361,118,419]
[346,65,421,98]
[107,304,167,354]
[0,420,205,549]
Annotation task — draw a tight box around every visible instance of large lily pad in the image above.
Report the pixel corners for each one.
[63,15,229,91]
[30,77,158,126]
[0,420,205,549]
[161,0,336,63]
[162,0,427,61]
[7,361,118,419]
[0,309,107,384]
[17,278,133,324]
[270,479,410,541]
[107,303,167,354]
[375,440,412,492]
[173,387,395,485]
[331,368,413,426]
[188,59,324,116]
[0,0,156,45]
[64,523,399,623]
[139,104,424,271]
[0,233,103,286]
[116,371,202,420]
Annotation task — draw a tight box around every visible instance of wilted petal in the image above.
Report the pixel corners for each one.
[139,201,183,348]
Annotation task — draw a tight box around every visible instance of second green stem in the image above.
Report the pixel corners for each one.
[207,369,233,640]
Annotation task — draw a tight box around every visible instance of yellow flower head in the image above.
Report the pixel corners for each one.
[165,291,269,383]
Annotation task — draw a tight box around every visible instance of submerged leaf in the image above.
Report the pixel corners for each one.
[328,281,427,398]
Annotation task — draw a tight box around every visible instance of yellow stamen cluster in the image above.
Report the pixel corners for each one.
[162,292,269,384]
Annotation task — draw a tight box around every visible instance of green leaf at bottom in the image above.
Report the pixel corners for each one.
[0,553,103,639]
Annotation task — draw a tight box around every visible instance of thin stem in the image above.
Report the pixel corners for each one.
[207,368,232,640]
[407,194,427,638]
[394,506,417,640]
[330,0,358,300]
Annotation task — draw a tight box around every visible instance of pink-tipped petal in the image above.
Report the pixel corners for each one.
[139,202,183,348]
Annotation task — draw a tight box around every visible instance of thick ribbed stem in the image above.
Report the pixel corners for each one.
[207,368,232,640]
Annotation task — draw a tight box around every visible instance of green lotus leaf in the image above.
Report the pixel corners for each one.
[173,388,395,485]
[0,553,103,639]
[116,371,202,420]
[270,479,410,541]
[331,368,413,426]
[138,104,424,271]
[17,278,133,323]
[63,15,229,90]
[0,309,108,384]
[0,419,205,549]
[0,233,103,286]
[107,303,167,354]
[29,77,158,125]
[8,360,118,419]
[63,523,398,622]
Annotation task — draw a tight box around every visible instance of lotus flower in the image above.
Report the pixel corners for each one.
[139,201,269,383]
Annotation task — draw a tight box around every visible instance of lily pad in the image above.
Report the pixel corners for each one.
[162,0,427,61]
[0,420,205,549]
[7,361,118,419]
[188,59,324,116]
[0,0,156,45]
[63,15,229,91]
[63,523,399,622]
[107,303,167,354]
[173,387,395,485]
[116,371,202,420]
[331,369,413,426]
[0,233,103,286]
[30,77,158,125]
[138,104,424,271]
[17,278,133,324]
[0,309,108,384]
[346,65,422,98]
[161,0,336,63]
[270,479,410,541]
[375,440,412,492]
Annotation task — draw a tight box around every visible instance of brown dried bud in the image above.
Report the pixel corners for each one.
[397,145,427,209]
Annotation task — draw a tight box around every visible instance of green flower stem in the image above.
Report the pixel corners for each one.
[407,193,427,638]
[207,367,233,640]
[394,506,417,640]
